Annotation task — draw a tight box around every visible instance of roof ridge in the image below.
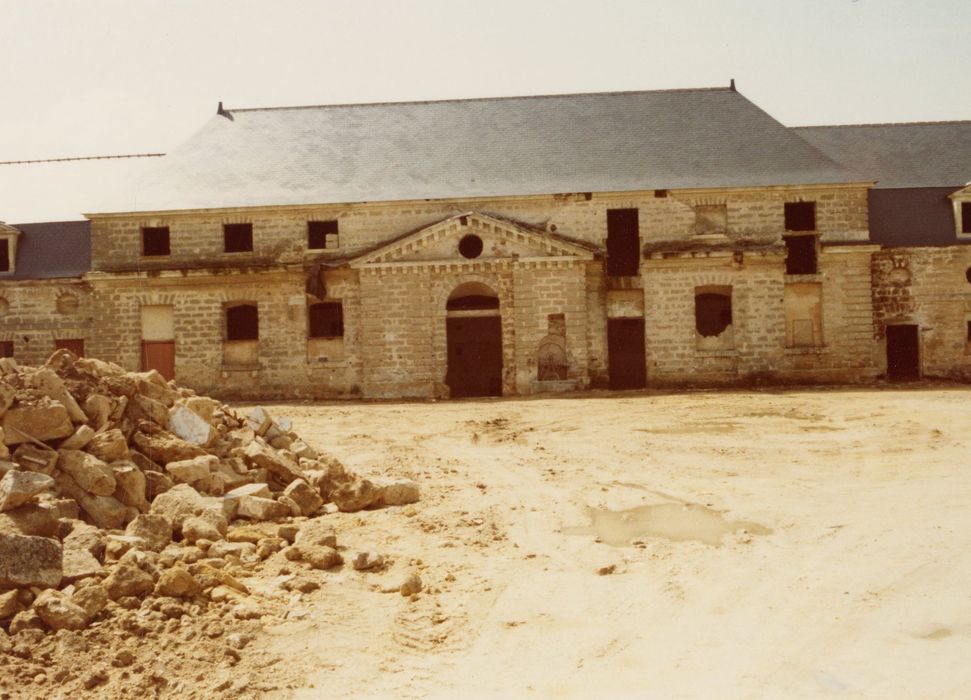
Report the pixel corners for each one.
[226,86,734,113]
[794,120,971,129]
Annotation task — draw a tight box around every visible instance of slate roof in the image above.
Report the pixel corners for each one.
[795,122,971,189]
[109,87,863,214]
[3,220,91,279]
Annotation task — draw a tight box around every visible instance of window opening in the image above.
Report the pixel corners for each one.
[784,235,818,275]
[606,208,640,276]
[0,340,12,358]
[141,227,170,256]
[694,204,727,235]
[308,302,344,338]
[53,339,85,357]
[224,223,253,253]
[784,201,816,231]
[0,240,9,272]
[458,234,483,259]
[695,292,732,337]
[226,304,259,340]
[963,203,971,234]
[308,220,339,250]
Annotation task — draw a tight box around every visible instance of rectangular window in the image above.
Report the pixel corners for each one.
[784,201,816,231]
[308,220,339,250]
[962,202,971,234]
[141,226,171,256]
[223,223,253,253]
[54,339,85,357]
[308,302,344,338]
[0,240,9,272]
[226,304,259,340]
[0,341,12,358]
[606,208,640,276]
[784,235,818,275]
[967,321,971,343]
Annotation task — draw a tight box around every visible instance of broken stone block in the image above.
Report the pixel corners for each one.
[46,497,80,521]
[8,608,46,634]
[0,503,60,537]
[126,394,170,429]
[87,428,131,463]
[283,479,323,516]
[155,567,202,598]
[125,514,173,552]
[236,495,289,521]
[61,547,103,584]
[225,482,271,500]
[207,541,256,559]
[103,561,154,600]
[290,439,318,461]
[182,516,222,544]
[0,533,62,588]
[63,521,106,560]
[299,544,343,570]
[0,470,54,512]
[60,424,96,450]
[169,404,216,447]
[82,394,112,430]
[144,470,174,500]
[130,450,162,473]
[57,449,116,496]
[278,494,301,517]
[2,399,75,445]
[112,463,150,512]
[12,443,58,475]
[331,477,382,513]
[33,590,90,631]
[352,552,384,571]
[0,589,20,620]
[56,471,130,529]
[72,583,108,619]
[105,535,145,560]
[166,455,218,484]
[149,483,207,533]
[295,520,337,548]
[29,368,88,424]
[242,440,305,485]
[132,429,206,465]
[246,406,274,436]
[375,479,421,507]
[0,382,14,419]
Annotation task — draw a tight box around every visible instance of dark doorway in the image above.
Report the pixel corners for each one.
[142,341,176,381]
[446,316,502,398]
[886,325,919,381]
[607,318,646,390]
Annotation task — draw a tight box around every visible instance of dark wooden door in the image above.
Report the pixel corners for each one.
[446,316,502,398]
[142,341,176,381]
[607,318,646,390]
[54,339,85,357]
[886,325,919,380]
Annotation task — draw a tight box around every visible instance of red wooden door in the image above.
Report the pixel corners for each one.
[54,339,85,357]
[141,341,176,381]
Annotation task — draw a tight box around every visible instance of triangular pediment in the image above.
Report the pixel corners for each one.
[950,184,971,199]
[349,212,597,267]
[0,222,21,238]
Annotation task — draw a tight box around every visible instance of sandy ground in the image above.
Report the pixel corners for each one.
[235,386,971,699]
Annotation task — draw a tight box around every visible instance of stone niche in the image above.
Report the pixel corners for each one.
[534,313,571,387]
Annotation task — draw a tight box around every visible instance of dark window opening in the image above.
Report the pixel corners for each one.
[141,226,171,256]
[967,321,971,342]
[308,302,344,338]
[446,294,499,311]
[226,304,259,340]
[962,203,971,234]
[784,235,818,275]
[785,201,816,231]
[695,293,733,337]
[458,234,483,259]
[0,240,9,272]
[224,223,253,253]
[0,340,12,358]
[308,220,338,249]
[966,266,971,284]
[654,189,668,198]
[606,208,640,276]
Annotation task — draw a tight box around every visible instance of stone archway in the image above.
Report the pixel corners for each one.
[445,282,502,398]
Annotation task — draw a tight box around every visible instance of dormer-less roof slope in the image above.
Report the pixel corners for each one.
[795,122,971,189]
[5,221,91,279]
[108,87,863,214]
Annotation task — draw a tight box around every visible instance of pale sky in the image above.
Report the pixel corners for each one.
[1,0,969,222]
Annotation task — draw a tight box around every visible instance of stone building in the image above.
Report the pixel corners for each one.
[2,86,970,399]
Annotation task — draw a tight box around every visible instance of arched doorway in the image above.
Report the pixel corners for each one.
[445,282,502,398]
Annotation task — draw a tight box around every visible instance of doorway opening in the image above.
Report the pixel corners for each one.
[445,283,502,398]
[886,324,919,381]
[607,317,646,390]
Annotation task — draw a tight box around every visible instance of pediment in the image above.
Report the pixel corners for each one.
[349,212,596,267]
[950,184,971,200]
[0,222,21,238]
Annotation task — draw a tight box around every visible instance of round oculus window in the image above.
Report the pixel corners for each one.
[459,234,483,259]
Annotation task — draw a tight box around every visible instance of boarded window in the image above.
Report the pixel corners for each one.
[224,223,253,253]
[784,202,816,231]
[606,209,640,276]
[784,235,817,275]
[308,302,343,338]
[0,240,9,272]
[54,339,85,357]
[963,202,971,234]
[141,227,170,256]
[695,292,733,337]
[226,304,259,340]
[694,204,727,235]
[308,220,339,249]
[0,340,12,357]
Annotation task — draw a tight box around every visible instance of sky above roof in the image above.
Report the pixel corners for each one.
[1,0,969,222]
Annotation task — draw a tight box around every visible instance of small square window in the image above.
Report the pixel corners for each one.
[141,226,170,256]
[308,220,339,250]
[226,304,259,340]
[0,240,9,272]
[224,223,253,253]
[0,340,12,358]
[785,201,816,231]
[784,235,818,275]
[308,302,343,338]
[962,202,971,234]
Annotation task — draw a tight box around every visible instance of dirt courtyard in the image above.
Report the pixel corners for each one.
[224,385,971,699]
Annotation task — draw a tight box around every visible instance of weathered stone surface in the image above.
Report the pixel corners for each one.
[149,483,206,533]
[8,608,45,634]
[242,440,305,485]
[63,521,106,559]
[283,479,323,516]
[236,495,289,521]
[169,404,216,446]
[400,572,423,596]
[300,544,343,570]
[72,583,108,619]
[246,406,274,436]
[82,394,112,430]
[182,516,222,544]
[0,470,54,512]
[295,519,337,548]
[62,547,103,583]
[0,503,60,537]
[28,368,88,424]
[144,470,174,499]
[2,400,75,445]
[290,440,318,461]
[86,429,130,463]
[60,424,96,450]
[155,567,202,598]
[46,497,80,521]
[133,430,206,465]
[103,561,154,600]
[225,483,271,500]
[0,533,62,588]
[166,455,217,484]
[352,552,384,571]
[127,394,170,428]
[57,449,116,496]
[207,541,256,559]
[0,382,14,419]
[33,589,89,631]
[375,479,421,507]
[331,477,382,513]
[124,513,173,552]
[12,443,58,475]
[112,463,150,512]
[105,535,142,560]
[0,589,21,620]
[188,563,248,594]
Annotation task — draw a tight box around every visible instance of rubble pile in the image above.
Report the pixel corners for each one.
[0,350,419,668]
